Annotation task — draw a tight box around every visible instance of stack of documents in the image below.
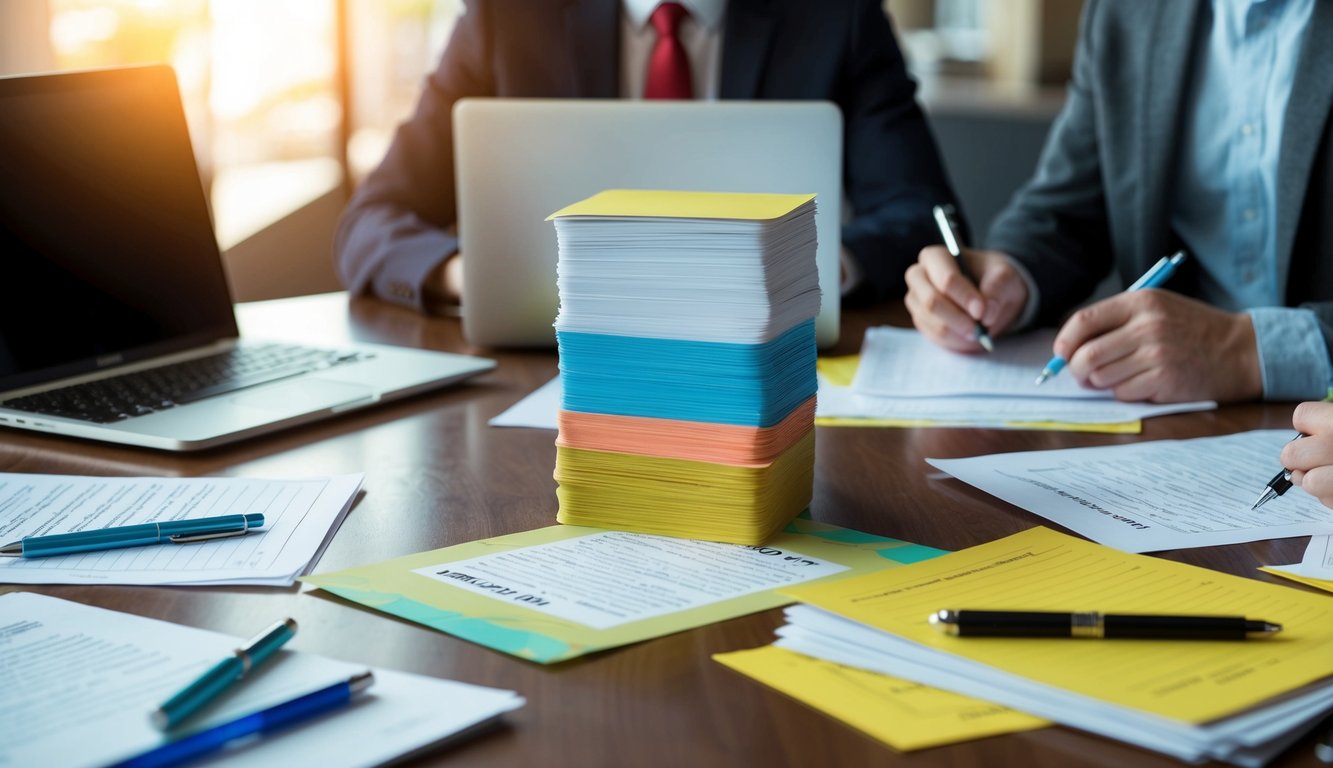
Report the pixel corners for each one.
[773,527,1333,766]
[547,190,820,544]
[1,592,523,768]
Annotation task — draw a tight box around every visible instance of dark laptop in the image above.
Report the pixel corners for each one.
[0,65,494,451]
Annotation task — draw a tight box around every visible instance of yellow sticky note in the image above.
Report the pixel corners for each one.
[714,645,1047,751]
[547,189,815,221]
[816,355,861,388]
[813,416,1142,434]
[783,527,1333,724]
[1259,567,1333,595]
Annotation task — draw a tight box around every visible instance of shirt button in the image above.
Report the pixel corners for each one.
[1243,208,1258,221]
[1243,270,1256,282]
[1241,123,1255,136]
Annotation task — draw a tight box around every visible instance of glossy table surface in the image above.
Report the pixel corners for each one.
[1,292,1322,767]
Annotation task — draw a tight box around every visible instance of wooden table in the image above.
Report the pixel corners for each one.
[1,293,1322,767]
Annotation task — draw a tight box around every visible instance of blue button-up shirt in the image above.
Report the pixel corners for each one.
[1172,0,1325,399]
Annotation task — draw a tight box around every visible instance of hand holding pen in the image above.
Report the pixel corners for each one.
[1036,252,1185,385]
[1259,401,1333,511]
[932,204,992,352]
[905,214,1029,354]
[1035,251,1263,403]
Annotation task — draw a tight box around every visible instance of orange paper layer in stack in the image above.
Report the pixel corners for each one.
[556,397,815,467]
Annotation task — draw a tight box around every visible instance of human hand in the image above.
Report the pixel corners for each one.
[904,246,1029,353]
[422,252,464,316]
[1052,290,1260,403]
[1284,402,1333,508]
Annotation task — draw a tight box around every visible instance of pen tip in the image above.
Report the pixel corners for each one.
[977,334,994,353]
[1034,372,1050,386]
[1251,489,1275,511]
[0,542,21,556]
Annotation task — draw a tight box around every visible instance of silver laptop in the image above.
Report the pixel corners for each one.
[454,99,842,348]
[0,65,494,452]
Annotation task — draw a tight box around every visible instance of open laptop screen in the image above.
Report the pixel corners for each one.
[0,66,237,391]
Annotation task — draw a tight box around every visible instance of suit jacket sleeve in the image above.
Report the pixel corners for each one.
[985,0,1115,325]
[333,3,495,312]
[838,1,965,303]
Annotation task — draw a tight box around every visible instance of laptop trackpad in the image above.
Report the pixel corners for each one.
[230,379,375,412]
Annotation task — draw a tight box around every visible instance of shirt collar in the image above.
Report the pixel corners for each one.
[623,0,726,31]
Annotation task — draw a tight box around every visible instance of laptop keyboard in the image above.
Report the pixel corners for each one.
[1,343,370,424]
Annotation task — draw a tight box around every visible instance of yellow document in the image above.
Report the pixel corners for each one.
[783,527,1333,724]
[304,519,946,664]
[1259,567,1333,595]
[714,645,1047,750]
[547,189,815,221]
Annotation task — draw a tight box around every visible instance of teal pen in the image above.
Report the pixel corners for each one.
[1035,251,1187,385]
[0,513,264,558]
[153,618,298,730]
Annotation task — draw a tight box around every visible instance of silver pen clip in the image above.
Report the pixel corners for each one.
[169,528,253,544]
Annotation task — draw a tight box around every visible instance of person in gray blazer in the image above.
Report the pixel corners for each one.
[905,0,1332,404]
[337,0,961,315]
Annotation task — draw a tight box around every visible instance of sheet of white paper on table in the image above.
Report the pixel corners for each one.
[774,605,1333,768]
[0,473,362,585]
[852,327,1105,399]
[0,592,524,768]
[493,373,1216,432]
[411,529,847,630]
[489,376,560,429]
[818,374,1214,425]
[1267,534,1333,580]
[926,430,1333,552]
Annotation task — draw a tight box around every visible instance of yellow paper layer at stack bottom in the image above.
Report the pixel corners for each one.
[554,432,815,544]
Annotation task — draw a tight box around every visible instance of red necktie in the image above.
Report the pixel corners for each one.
[645,2,693,99]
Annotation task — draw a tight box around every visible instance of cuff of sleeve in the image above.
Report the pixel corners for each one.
[373,250,451,313]
[1004,255,1041,331]
[1248,307,1333,401]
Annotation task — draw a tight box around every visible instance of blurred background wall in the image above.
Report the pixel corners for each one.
[0,0,1079,302]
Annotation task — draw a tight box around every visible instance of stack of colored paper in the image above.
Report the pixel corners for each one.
[774,527,1333,765]
[547,189,819,544]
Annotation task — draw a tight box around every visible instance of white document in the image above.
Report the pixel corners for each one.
[852,327,1104,399]
[0,473,363,585]
[1267,534,1333,580]
[489,376,560,429]
[0,592,523,768]
[927,431,1333,552]
[774,605,1333,767]
[413,530,848,630]
[818,374,1214,425]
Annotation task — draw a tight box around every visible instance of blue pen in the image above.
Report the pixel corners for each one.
[111,672,373,768]
[0,513,264,558]
[1035,251,1187,385]
[153,618,298,730]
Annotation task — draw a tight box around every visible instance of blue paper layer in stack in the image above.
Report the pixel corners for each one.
[546,189,819,545]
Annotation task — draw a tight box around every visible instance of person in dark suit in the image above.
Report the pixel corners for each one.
[335,0,961,315]
[904,0,1332,404]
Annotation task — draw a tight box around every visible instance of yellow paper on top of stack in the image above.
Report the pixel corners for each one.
[555,432,815,544]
